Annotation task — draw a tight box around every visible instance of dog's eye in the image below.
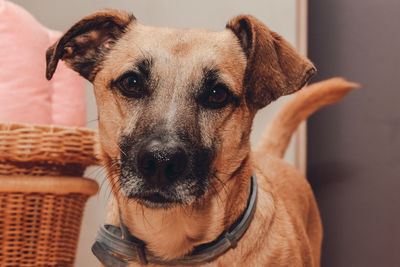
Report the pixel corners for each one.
[116,73,145,98]
[203,84,231,109]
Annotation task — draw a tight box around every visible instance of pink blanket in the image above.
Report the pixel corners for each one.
[0,0,86,126]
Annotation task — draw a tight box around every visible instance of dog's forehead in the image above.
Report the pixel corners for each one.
[102,22,246,88]
[129,24,237,53]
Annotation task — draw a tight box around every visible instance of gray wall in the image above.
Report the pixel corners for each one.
[308,0,400,266]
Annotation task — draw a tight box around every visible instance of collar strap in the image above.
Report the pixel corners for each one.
[92,174,258,266]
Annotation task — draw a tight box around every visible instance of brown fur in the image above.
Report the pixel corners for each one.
[45,10,358,267]
[226,15,316,108]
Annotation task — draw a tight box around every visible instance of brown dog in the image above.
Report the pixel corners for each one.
[46,9,357,266]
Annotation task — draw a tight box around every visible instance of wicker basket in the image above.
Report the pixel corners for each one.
[0,123,101,266]
[0,123,100,176]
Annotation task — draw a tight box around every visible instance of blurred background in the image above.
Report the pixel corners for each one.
[307,0,400,266]
[5,0,400,266]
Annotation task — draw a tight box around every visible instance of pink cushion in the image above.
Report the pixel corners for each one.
[0,0,86,126]
[48,30,86,127]
[0,0,52,124]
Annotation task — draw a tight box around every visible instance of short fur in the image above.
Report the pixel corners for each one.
[46,9,358,266]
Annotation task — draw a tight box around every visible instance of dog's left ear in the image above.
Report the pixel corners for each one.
[46,9,135,82]
[226,15,316,109]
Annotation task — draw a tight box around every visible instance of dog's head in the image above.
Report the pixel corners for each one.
[46,10,315,209]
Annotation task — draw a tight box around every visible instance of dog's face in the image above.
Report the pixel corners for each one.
[97,26,249,208]
[46,10,315,209]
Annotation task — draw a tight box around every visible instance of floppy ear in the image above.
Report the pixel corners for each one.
[226,15,316,109]
[46,9,135,82]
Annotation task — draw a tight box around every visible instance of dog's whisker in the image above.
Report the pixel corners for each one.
[101,134,127,159]
[159,209,166,225]
[215,169,231,176]
[141,204,156,230]
[211,172,228,196]
[86,118,99,125]
[118,147,127,158]
[104,175,118,202]
[209,182,224,208]
[181,202,194,217]
[86,166,112,203]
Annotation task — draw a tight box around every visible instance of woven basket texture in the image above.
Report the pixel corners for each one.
[0,193,88,267]
[0,123,101,266]
[0,123,100,176]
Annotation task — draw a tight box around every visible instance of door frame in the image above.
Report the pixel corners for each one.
[294,0,308,174]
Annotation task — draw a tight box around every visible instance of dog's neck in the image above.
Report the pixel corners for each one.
[110,155,253,260]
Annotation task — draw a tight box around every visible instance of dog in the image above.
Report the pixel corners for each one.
[45,9,357,266]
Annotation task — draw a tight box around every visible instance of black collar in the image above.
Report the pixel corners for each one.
[92,174,258,266]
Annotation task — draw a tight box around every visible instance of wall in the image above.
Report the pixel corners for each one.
[8,1,301,266]
[308,0,400,266]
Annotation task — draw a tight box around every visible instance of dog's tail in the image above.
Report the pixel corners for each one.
[254,77,359,158]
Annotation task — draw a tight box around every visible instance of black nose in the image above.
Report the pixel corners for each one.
[137,139,188,186]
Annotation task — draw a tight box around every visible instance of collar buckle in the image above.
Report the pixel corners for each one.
[224,232,238,248]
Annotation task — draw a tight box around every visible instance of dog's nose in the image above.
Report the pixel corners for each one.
[137,139,188,185]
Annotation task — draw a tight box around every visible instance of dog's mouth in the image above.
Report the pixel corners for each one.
[141,192,169,203]
[120,178,213,210]
[119,171,209,209]
[131,190,184,209]
[139,192,174,204]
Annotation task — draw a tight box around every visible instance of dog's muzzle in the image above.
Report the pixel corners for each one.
[119,134,214,206]
[136,138,188,186]
[92,174,258,266]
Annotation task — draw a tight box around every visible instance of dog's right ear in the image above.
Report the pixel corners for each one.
[226,15,316,109]
[46,9,135,82]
